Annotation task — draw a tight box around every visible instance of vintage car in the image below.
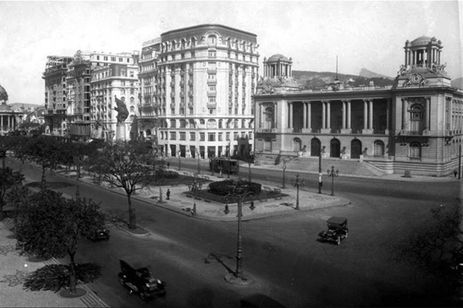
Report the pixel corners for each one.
[118,260,166,301]
[318,216,348,245]
[87,227,110,241]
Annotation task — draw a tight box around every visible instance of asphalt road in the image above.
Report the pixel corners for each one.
[8,158,461,307]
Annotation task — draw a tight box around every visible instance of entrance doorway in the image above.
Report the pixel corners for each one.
[374,140,385,157]
[311,138,321,157]
[330,139,340,158]
[351,139,362,159]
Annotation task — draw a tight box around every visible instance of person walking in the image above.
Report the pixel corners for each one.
[166,189,171,200]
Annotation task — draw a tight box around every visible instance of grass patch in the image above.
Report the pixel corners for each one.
[182,189,287,204]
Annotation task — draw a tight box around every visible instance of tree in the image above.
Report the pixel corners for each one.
[90,141,155,229]
[23,136,62,189]
[0,167,24,220]
[15,189,105,294]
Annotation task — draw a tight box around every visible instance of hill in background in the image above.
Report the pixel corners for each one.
[292,70,394,90]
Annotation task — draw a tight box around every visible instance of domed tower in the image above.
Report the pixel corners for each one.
[263,54,292,79]
[0,84,8,104]
[396,36,450,87]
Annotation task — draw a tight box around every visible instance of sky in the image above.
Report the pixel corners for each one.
[0,0,462,104]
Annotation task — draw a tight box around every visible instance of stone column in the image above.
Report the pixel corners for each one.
[303,102,307,128]
[288,102,293,129]
[385,99,391,134]
[0,115,3,132]
[341,100,352,134]
[327,101,331,130]
[274,102,277,128]
[347,100,351,129]
[369,100,374,130]
[342,101,346,129]
[363,100,368,130]
[307,102,312,130]
[425,97,430,131]
[322,101,326,129]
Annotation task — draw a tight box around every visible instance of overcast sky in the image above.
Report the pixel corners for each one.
[0,0,461,104]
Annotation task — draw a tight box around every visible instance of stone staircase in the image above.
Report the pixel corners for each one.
[259,155,384,177]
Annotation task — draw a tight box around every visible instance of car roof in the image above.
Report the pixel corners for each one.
[327,216,347,225]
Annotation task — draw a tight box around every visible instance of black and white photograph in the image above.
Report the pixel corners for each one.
[0,1,462,307]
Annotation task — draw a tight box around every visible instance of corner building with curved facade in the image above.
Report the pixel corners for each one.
[254,36,463,176]
[155,24,259,159]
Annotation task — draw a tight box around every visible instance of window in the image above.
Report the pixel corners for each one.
[209,85,216,91]
[409,104,423,132]
[218,133,223,141]
[208,35,217,45]
[104,56,108,61]
[208,73,216,80]
[208,50,216,58]
[111,57,116,61]
[179,132,186,140]
[226,132,230,141]
[200,133,205,141]
[119,57,123,62]
[208,133,215,141]
[190,132,196,141]
[170,132,176,140]
[409,142,421,159]
[208,97,216,103]
[234,132,238,140]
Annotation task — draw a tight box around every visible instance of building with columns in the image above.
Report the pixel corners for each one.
[263,54,292,79]
[0,85,23,135]
[254,36,463,176]
[152,24,259,159]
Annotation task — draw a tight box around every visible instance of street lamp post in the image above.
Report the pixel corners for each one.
[282,159,287,189]
[327,165,339,196]
[293,174,305,210]
[178,151,181,171]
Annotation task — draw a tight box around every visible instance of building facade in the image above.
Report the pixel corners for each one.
[138,38,161,142]
[150,24,259,159]
[90,63,140,141]
[0,85,22,135]
[254,36,463,176]
[43,50,139,141]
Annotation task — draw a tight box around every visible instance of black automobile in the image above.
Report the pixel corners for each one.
[318,216,348,245]
[118,259,166,301]
[87,227,110,241]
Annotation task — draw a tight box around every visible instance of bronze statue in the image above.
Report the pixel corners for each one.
[114,96,129,123]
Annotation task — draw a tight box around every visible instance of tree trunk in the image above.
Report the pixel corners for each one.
[68,250,77,293]
[127,193,136,229]
[41,165,46,191]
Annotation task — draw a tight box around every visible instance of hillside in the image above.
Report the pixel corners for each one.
[451,77,463,89]
[292,70,394,90]
[359,68,393,79]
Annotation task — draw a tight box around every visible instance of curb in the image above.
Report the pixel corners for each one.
[43,258,109,308]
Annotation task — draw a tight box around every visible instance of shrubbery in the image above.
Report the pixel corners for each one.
[208,180,261,196]
[23,263,101,292]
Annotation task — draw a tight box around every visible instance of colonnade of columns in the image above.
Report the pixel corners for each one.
[0,114,16,133]
[264,61,292,78]
[404,47,441,67]
[284,99,386,133]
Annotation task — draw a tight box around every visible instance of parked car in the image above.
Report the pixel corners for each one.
[87,227,110,241]
[318,216,348,245]
[118,259,166,301]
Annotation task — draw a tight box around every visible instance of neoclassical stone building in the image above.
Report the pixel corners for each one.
[0,85,22,135]
[254,36,463,176]
[150,24,259,159]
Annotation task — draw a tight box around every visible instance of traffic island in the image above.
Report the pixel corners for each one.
[224,272,253,286]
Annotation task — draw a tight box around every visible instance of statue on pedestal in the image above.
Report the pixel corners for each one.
[114,96,129,140]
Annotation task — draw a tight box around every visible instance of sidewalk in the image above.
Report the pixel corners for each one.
[0,218,108,308]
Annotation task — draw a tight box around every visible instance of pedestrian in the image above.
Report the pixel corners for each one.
[166,189,170,200]
[167,162,170,169]
[454,169,458,178]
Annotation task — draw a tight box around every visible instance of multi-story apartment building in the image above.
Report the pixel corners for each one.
[254,36,463,176]
[138,38,161,142]
[152,24,259,159]
[90,63,139,141]
[42,56,73,135]
[43,50,138,140]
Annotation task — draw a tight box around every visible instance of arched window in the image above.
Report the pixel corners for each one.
[351,139,362,159]
[263,106,275,129]
[409,142,421,159]
[330,138,341,158]
[409,104,423,132]
[208,35,217,46]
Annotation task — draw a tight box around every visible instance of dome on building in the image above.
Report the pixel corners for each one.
[410,36,438,47]
[267,54,291,62]
[0,84,8,102]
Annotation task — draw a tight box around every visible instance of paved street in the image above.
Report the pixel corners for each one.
[3,157,462,307]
